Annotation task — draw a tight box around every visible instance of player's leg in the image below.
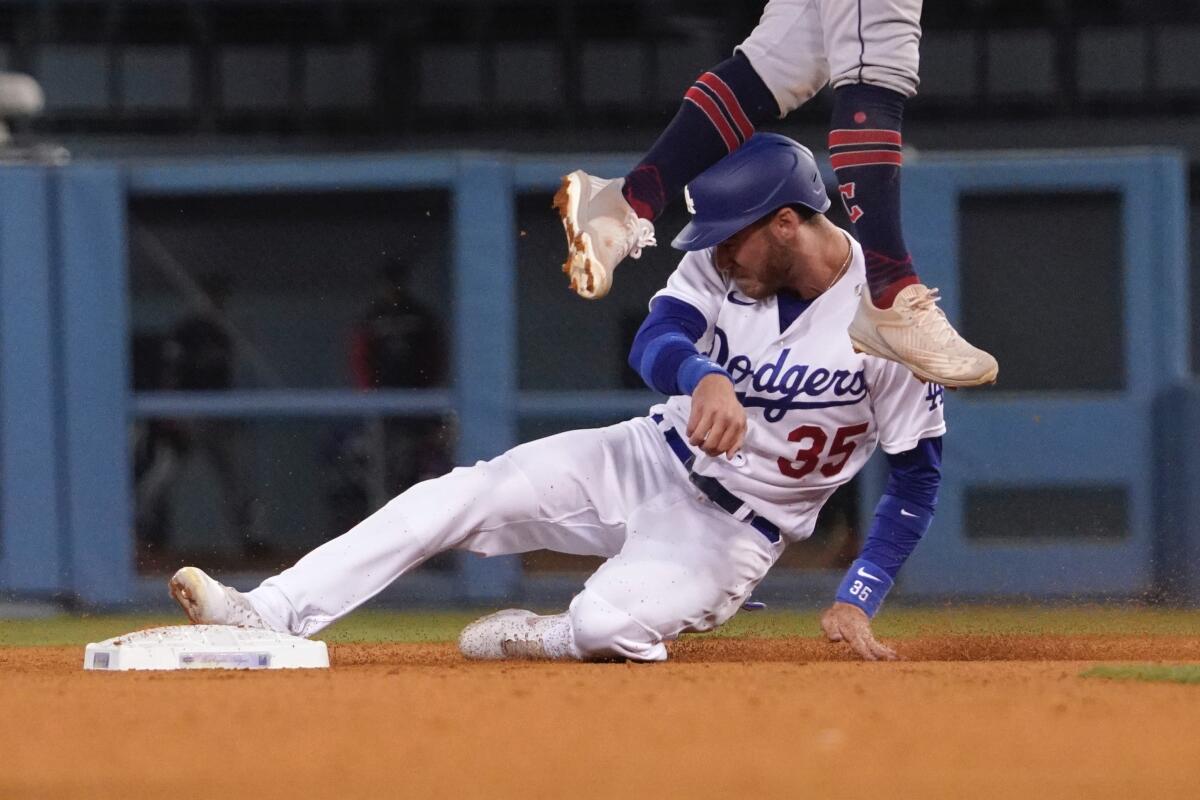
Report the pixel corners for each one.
[556,0,822,299]
[173,418,670,638]
[822,0,921,310]
[570,493,781,660]
[171,451,550,636]
[460,486,782,661]
[620,50,790,225]
[819,0,998,386]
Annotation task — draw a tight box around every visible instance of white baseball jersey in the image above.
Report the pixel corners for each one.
[737,0,923,114]
[651,233,945,540]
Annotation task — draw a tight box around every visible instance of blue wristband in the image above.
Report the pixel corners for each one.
[678,354,729,395]
[835,558,895,618]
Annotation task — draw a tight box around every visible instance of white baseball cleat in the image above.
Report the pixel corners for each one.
[848,283,999,388]
[553,170,656,299]
[458,609,551,660]
[169,566,271,630]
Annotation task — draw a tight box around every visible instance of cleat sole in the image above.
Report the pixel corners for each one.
[849,334,998,388]
[553,173,608,300]
[169,571,201,625]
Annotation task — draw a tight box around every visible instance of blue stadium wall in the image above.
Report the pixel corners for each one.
[0,149,1192,606]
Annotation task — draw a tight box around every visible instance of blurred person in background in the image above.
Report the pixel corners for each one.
[324,258,451,534]
[134,272,269,565]
[350,258,445,392]
[131,331,186,561]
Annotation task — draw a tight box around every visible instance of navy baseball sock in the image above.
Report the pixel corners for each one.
[623,51,779,222]
[829,84,919,308]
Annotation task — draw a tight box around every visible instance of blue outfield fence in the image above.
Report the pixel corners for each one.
[0,149,1190,606]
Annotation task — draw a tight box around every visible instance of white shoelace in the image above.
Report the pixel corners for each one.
[902,287,964,348]
[624,215,657,260]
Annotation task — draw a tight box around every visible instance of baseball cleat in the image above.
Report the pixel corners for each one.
[553,170,656,299]
[458,608,549,660]
[169,566,270,630]
[848,283,999,387]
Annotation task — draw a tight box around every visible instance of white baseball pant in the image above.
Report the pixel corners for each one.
[737,0,923,114]
[246,417,783,661]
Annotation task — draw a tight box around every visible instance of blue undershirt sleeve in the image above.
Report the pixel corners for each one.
[835,437,942,617]
[628,297,729,395]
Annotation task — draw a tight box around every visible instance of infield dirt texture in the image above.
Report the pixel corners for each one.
[2,607,1199,799]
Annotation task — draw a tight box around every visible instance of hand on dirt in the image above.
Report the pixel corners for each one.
[820,602,898,661]
[687,373,746,458]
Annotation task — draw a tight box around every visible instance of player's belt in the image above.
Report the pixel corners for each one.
[650,413,781,544]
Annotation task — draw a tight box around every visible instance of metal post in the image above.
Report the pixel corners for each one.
[55,164,135,606]
[452,155,522,603]
[0,167,64,596]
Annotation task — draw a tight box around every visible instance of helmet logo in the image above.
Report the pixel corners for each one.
[684,186,697,215]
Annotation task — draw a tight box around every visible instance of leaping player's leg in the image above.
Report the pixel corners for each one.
[619,50,785,225]
[820,0,998,387]
[556,0,822,299]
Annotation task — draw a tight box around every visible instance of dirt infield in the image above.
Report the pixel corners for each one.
[4,636,1200,799]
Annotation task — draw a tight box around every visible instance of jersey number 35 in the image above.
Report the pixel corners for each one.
[777,423,869,480]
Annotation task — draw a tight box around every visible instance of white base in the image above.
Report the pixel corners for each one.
[83,625,329,671]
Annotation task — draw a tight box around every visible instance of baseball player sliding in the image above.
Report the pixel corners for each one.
[170,135,944,662]
[556,0,998,389]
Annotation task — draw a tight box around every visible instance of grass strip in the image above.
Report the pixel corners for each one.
[2,606,1199,648]
[1081,663,1200,685]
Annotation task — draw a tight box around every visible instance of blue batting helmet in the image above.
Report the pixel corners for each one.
[671,133,831,251]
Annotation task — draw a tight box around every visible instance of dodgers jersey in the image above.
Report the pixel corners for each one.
[650,233,946,541]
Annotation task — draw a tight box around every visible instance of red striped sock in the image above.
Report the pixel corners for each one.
[829,85,920,308]
[621,52,779,221]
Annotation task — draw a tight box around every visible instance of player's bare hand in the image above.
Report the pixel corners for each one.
[820,601,897,662]
[687,374,746,458]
